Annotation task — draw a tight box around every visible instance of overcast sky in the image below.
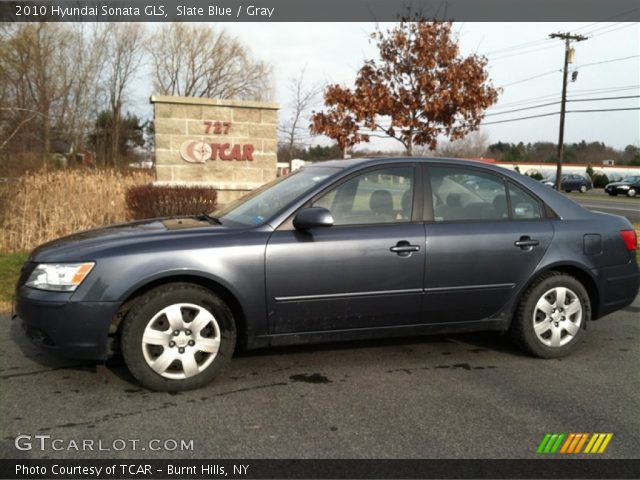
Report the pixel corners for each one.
[136,22,639,151]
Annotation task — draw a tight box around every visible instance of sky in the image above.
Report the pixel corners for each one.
[133,22,640,152]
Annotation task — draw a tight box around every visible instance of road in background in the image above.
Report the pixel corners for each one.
[565,191,639,223]
[1,294,638,460]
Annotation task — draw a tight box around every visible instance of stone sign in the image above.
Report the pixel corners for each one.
[151,95,279,204]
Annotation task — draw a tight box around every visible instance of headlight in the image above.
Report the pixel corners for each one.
[25,262,95,292]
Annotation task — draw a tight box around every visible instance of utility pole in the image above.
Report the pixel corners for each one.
[549,32,588,191]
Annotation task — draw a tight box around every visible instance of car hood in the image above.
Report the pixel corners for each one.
[29,217,241,262]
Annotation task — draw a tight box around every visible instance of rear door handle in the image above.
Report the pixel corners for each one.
[390,241,420,257]
[514,236,540,249]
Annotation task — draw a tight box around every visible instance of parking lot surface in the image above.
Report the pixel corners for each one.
[567,191,640,223]
[1,292,638,460]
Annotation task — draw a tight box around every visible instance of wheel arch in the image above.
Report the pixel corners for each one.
[109,274,248,351]
[511,263,601,323]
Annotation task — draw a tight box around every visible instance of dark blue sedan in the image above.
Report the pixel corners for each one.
[14,158,639,391]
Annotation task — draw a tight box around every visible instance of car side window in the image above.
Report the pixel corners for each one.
[509,183,542,219]
[312,167,414,226]
[429,167,508,222]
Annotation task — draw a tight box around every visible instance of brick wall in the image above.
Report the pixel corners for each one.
[151,95,279,204]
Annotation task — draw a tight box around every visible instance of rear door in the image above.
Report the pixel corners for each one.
[265,164,426,334]
[423,165,554,323]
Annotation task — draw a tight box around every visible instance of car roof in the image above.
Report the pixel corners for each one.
[309,156,509,172]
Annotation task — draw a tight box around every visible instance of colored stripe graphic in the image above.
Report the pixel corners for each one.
[537,433,565,453]
[537,434,552,453]
[585,433,614,454]
[539,433,613,454]
[574,433,589,453]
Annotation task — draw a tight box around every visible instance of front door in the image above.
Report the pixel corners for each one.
[265,165,426,334]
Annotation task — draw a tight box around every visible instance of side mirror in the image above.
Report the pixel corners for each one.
[293,207,334,230]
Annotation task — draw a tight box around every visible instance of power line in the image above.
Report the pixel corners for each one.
[590,22,639,38]
[482,106,640,126]
[487,84,640,111]
[568,94,640,102]
[485,101,561,117]
[567,107,640,113]
[575,54,640,68]
[484,95,640,117]
[490,44,562,62]
[499,69,561,88]
[484,38,550,56]
[482,112,559,125]
[574,7,640,32]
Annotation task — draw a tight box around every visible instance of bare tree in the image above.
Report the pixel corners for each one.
[148,24,272,100]
[102,23,146,166]
[0,24,74,158]
[54,24,112,154]
[278,68,322,167]
[430,130,490,158]
[0,23,112,165]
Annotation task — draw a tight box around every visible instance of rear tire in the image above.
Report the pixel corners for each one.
[579,185,587,193]
[121,283,236,392]
[510,273,590,358]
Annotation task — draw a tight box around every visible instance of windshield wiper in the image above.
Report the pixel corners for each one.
[194,213,222,225]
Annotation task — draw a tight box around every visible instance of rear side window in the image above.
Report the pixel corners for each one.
[429,167,508,221]
[509,183,542,219]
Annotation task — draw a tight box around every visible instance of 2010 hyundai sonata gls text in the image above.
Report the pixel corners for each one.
[14,158,640,391]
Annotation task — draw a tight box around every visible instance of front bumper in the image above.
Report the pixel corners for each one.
[14,286,120,360]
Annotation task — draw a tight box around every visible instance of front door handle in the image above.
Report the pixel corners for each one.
[390,241,420,257]
[514,236,540,249]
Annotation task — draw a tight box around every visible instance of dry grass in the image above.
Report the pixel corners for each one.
[0,169,152,253]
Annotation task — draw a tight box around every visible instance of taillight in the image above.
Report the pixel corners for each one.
[620,230,637,251]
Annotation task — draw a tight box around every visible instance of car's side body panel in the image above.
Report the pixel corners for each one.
[423,220,554,323]
[265,223,427,333]
[13,157,640,360]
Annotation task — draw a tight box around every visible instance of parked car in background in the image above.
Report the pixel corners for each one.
[541,174,593,193]
[14,158,639,391]
[604,175,640,197]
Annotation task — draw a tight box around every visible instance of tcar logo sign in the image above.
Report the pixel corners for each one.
[180,141,212,164]
[179,120,255,164]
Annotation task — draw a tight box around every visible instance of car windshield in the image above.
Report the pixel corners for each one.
[212,167,338,226]
[625,176,640,183]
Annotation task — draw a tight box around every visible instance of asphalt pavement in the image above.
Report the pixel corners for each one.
[1,293,638,460]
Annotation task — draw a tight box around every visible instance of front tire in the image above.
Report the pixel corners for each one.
[121,283,236,391]
[628,188,637,197]
[510,273,590,358]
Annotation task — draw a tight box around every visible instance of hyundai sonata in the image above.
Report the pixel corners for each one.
[14,158,639,391]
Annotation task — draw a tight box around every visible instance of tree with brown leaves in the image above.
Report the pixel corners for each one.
[311,21,499,156]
